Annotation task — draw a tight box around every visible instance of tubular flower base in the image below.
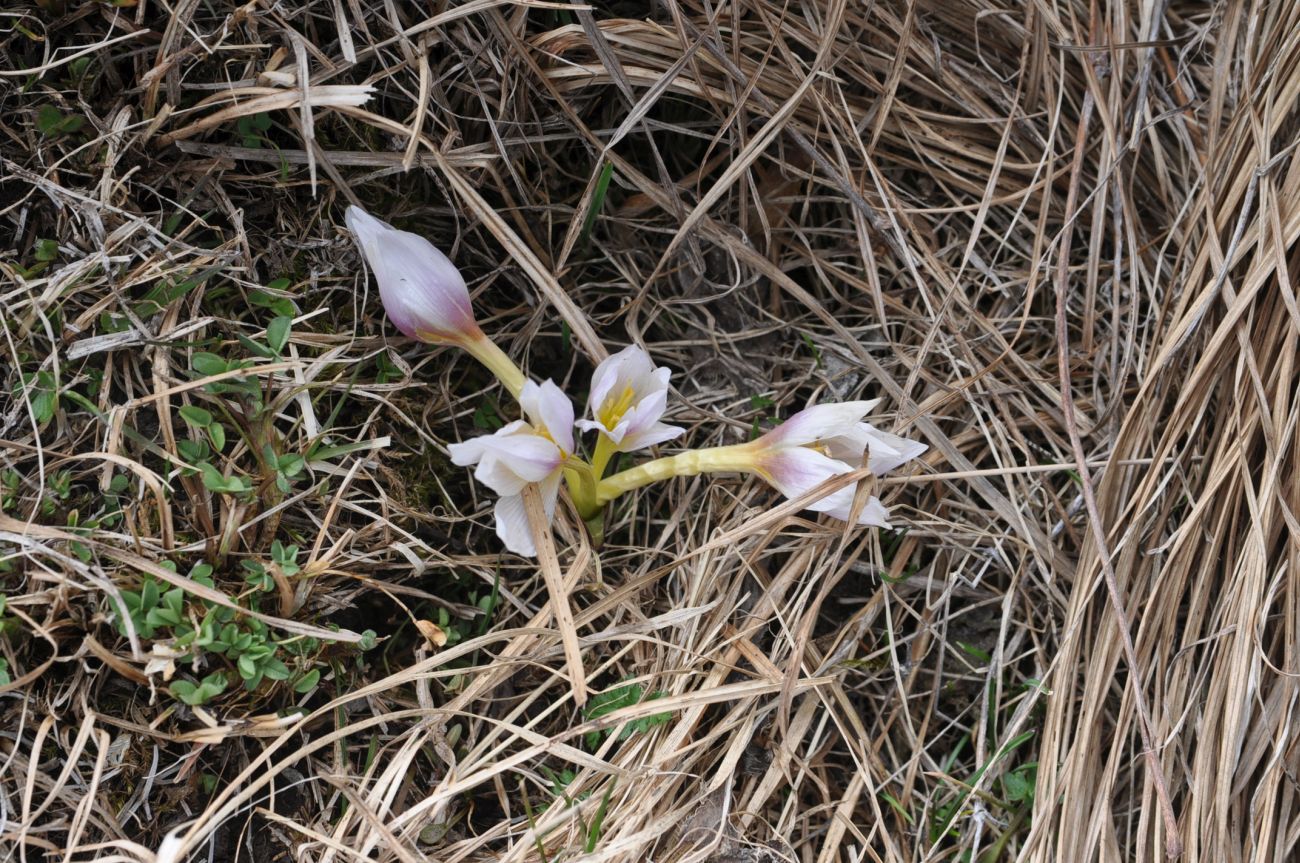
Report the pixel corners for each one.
[598,400,926,529]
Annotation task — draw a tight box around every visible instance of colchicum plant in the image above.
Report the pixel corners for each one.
[346,205,927,556]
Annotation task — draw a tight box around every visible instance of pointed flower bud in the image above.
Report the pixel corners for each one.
[575,345,684,453]
[751,400,927,527]
[345,205,480,344]
[446,380,575,556]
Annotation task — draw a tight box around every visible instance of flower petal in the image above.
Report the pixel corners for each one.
[521,379,575,454]
[758,446,859,515]
[821,494,893,528]
[586,346,643,418]
[760,400,883,448]
[859,423,928,475]
[447,424,563,496]
[346,205,478,342]
[584,345,675,446]
[620,421,686,451]
[493,494,537,556]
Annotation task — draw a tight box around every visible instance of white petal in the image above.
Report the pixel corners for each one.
[346,206,477,342]
[761,400,883,448]
[822,494,893,528]
[821,424,872,463]
[585,345,672,440]
[493,494,537,556]
[448,425,562,496]
[758,446,859,514]
[575,418,609,436]
[619,421,685,452]
[538,472,563,521]
[860,423,928,475]
[620,387,669,438]
[586,347,638,416]
[447,420,528,465]
[521,380,575,454]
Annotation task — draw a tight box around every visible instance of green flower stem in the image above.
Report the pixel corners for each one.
[564,460,602,521]
[460,334,527,399]
[596,443,759,505]
[590,433,618,479]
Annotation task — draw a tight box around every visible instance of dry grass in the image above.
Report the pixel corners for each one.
[2,1,1299,861]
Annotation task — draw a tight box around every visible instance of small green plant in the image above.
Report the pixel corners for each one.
[236,112,272,148]
[241,540,299,592]
[36,104,83,137]
[114,557,339,704]
[170,672,228,706]
[14,370,60,425]
[1,470,21,511]
[0,596,16,687]
[582,681,672,749]
[250,279,298,317]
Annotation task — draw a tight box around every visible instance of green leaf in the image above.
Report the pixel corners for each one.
[31,389,57,425]
[262,656,290,681]
[266,316,292,354]
[580,160,615,244]
[191,353,228,377]
[277,454,305,477]
[33,239,59,262]
[236,333,276,359]
[164,587,184,618]
[199,463,248,495]
[141,579,159,611]
[170,680,198,703]
[179,405,213,427]
[36,104,83,136]
[208,422,226,451]
[176,438,209,464]
[293,668,321,693]
[1002,770,1031,803]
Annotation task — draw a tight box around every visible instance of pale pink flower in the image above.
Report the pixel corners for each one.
[575,345,683,452]
[752,400,926,527]
[447,380,575,556]
[345,205,479,343]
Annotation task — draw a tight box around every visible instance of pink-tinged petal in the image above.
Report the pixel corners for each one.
[619,421,685,452]
[520,380,575,454]
[758,446,858,514]
[493,494,537,556]
[586,347,640,417]
[585,345,675,446]
[538,472,563,521]
[346,206,478,342]
[860,423,928,475]
[760,400,882,448]
[447,424,563,497]
[621,387,668,437]
[447,421,528,466]
[822,494,893,528]
[821,425,872,463]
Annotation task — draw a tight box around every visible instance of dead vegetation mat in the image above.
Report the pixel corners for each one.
[3,1,1299,861]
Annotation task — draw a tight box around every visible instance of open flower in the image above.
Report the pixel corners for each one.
[575,345,683,453]
[345,205,480,344]
[446,380,575,556]
[750,400,927,527]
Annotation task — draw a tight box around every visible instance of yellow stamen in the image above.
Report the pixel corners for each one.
[598,384,638,430]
